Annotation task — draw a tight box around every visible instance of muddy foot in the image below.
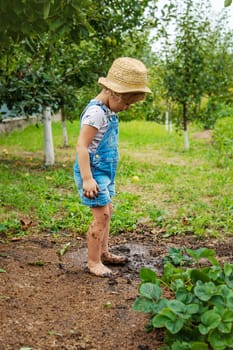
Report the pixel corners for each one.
[101,252,128,265]
[87,262,113,277]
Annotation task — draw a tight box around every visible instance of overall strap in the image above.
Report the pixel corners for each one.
[80,100,109,121]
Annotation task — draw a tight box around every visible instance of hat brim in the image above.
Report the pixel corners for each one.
[98,77,152,93]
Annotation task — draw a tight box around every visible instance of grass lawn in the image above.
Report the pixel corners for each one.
[0,119,232,238]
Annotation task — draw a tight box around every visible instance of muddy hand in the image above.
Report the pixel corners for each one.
[83,179,100,198]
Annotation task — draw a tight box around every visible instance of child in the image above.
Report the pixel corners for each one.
[74,57,151,277]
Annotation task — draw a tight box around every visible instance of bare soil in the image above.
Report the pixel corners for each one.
[1,226,233,350]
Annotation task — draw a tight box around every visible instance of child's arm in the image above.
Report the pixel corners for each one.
[76,125,100,198]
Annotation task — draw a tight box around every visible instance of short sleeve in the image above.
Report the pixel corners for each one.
[81,105,107,130]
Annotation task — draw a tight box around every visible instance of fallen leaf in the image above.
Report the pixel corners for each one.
[20,219,33,231]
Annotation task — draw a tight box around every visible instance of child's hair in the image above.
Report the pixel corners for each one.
[118,91,146,101]
[105,88,146,101]
[98,57,151,94]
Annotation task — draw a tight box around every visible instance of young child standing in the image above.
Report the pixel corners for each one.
[74,57,151,277]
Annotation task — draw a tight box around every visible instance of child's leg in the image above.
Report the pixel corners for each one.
[87,205,112,276]
[100,203,112,255]
[101,203,128,264]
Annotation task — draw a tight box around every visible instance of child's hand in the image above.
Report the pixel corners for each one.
[83,179,100,198]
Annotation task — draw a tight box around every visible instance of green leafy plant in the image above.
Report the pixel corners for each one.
[133,247,233,350]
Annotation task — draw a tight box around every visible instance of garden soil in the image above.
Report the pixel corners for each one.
[0,226,232,350]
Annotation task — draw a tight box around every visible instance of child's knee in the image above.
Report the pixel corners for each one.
[96,212,110,226]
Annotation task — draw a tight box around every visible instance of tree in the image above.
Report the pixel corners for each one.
[0,0,97,164]
[199,20,233,128]
[0,0,157,160]
[162,0,211,149]
[154,0,233,150]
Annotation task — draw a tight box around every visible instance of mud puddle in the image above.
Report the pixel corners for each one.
[63,243,162,278]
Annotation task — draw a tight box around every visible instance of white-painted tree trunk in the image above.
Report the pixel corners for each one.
[43,106,55,166]
[169,121,173,134]
[184,130,190,151]
[62,120,68,147]
[165,111,169,131]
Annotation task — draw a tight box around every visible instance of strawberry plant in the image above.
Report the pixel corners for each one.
[133,247,233,350]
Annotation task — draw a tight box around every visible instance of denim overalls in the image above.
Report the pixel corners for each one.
[74,100,119,207]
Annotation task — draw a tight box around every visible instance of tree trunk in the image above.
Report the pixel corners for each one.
[61,106,69,147]
[169,121,173,134]
[43,106,55,166]
[165,111,169,131]
[183,101,189,150]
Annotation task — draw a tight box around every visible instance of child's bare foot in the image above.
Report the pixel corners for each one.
[101,252,128,265]
[87,262,112,277]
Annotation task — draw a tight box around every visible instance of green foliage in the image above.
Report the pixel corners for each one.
[133,247,233,349]
[200,101,233,129]
[0,0,155,123]
[0,0,95,47]
[213,116,233,161]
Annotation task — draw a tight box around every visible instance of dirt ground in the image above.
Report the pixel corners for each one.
[0,226,233,350]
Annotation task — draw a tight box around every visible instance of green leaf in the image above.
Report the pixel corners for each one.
[167,299,186,314]
[207,265,223,281]
[152,309,176,327]
[186,247,218,265]
[133,297,154,313]
[0,268,6,273]
[171,341,191,350]
[223,263,233,277]
[226,292,233,309]
[199,310,221,334]
[194,281,216,301]
[186,303,199,314]
[190,269,210,283]
[43,1,50,19]
[176,288,193,304]
[224,0,232,7]
[224,263,233,288]
[190,342,208,350]
[163,247,184,265]
[222,309,233,323]
[166,318,184,334]
[49,18,65,31]
[209,330,229,348]
[139,267,157,283]
[0,224,7,232]
[139,282,162,301]
[151,298,169,313]
[218,321,232,334]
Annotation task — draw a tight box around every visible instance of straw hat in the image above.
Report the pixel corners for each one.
[98,57,152,93]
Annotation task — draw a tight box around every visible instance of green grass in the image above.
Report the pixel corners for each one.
[0,119,232,239]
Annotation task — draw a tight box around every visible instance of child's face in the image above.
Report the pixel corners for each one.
[109,92,145,113]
